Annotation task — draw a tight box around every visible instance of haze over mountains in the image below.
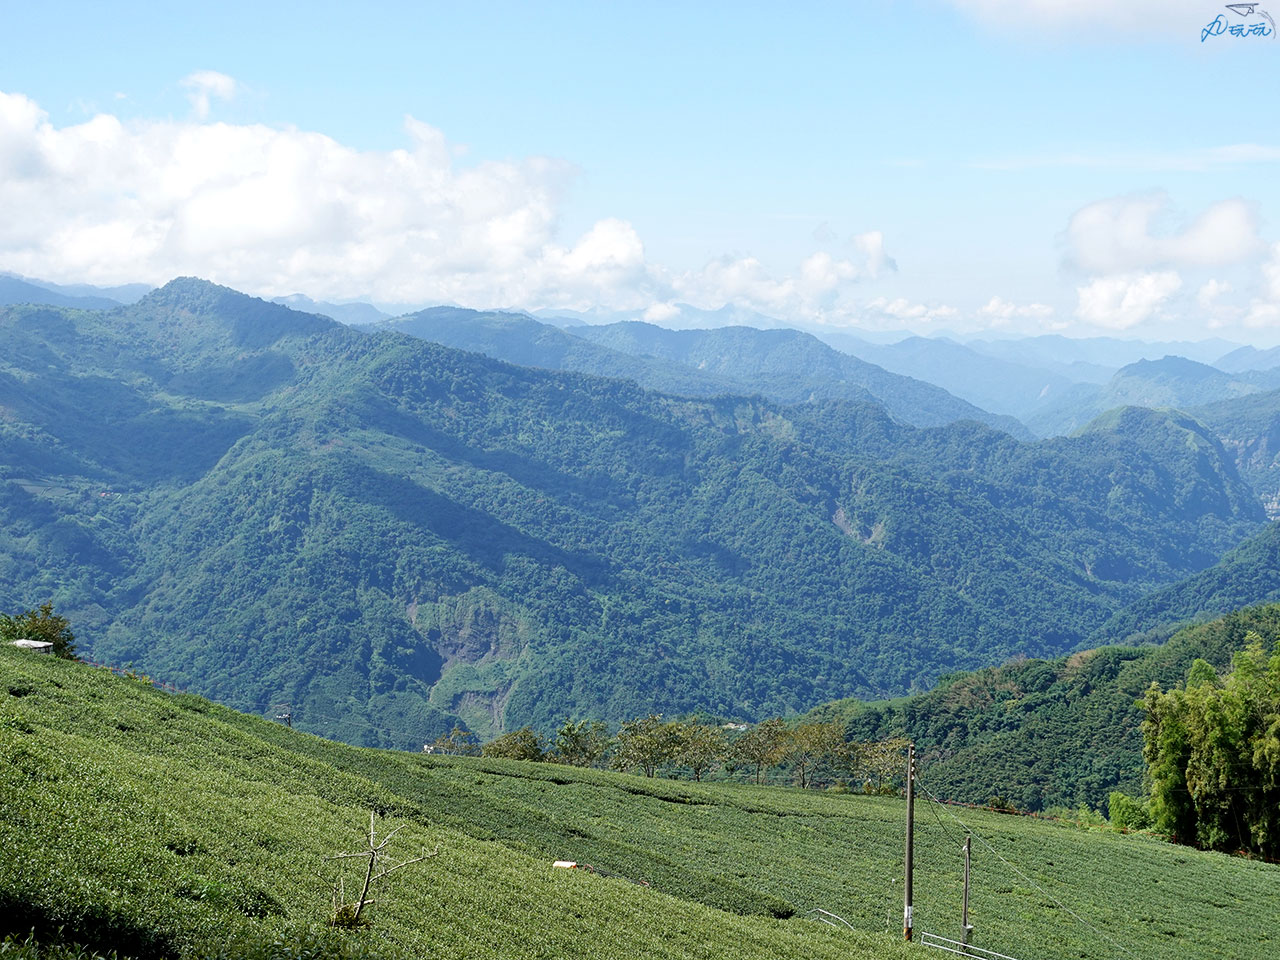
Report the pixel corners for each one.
[6,278,1280,752]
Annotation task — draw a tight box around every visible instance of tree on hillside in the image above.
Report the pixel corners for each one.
[780,722,847,789]
[850,737,910,793]
[1141,633,1280,856]
[674,721,727,782]
[0,603,76,659]
[613,714,680,777]
[732,718,786,784]
[482,726,545,761]
[553,718,610,767]
[428,725,481,756]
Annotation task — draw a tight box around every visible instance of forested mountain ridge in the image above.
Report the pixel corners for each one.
[1189,387,1280,518]
[808,604,1280,813]
[0,278,1267,747]
[371,308,1032,437]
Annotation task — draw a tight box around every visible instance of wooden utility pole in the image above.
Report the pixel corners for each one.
[962,834,973,945]
[903,741,915,941]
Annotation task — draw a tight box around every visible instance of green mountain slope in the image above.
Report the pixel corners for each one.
[809,604,1280,813]
[4,647,1277,960]
[1093,523,1280,643]
[0,279,1265,747]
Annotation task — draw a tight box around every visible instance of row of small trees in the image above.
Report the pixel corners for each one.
[431,715,909,791]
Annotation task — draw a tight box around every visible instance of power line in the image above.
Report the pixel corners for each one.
[915,778,1142,960]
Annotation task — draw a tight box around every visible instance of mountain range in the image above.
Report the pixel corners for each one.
[366,308,1033,436]
[0,278,1273,749]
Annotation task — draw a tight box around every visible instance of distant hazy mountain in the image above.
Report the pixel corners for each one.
[1215,344,1280,374]
[0,276,122,310]
[531,302,796,331]
[364,307,746,397]
[370,308,1030,436]
[966,334,1241,373]
[1028,356,1280,437]
[270,293,389,325]
[1,273,153,305]
[567,320,1033,437]
[813,331,1082,420]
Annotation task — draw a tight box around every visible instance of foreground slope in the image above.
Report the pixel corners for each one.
[3,649,1277,960]
[0,279,1266,745]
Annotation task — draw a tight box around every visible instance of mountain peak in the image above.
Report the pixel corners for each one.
[134,277,337,348]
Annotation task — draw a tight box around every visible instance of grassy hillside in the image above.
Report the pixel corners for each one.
[0,279,1266,746]
[809,604,1280,813]
[3,648,1278,960]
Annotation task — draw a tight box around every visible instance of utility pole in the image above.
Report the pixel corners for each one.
[904,741,915,942]
[962,834,973,945]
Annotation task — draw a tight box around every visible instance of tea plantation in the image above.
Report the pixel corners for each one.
[2,647,1277,959]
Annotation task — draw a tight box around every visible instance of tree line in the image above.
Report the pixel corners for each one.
[429,715,909,792]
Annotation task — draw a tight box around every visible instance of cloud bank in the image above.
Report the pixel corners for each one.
[0,85,892,324]
[1063,192,1266,331]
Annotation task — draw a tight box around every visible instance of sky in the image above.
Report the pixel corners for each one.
[2,0,1279,341]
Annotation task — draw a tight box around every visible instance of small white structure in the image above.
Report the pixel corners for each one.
[10,639,53,654]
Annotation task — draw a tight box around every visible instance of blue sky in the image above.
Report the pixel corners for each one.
[2,0,1279,340]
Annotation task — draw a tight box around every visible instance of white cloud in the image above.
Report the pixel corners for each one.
[849,231,897,279]
[1260,242,1280,303]
[1076,271,1182,330]
[947,0,1206,33]
[0,85,892,321]
[858,296,958,329]
[1065,193,1260,274]
[1242,243,1280,328]
[672,236,896,322]
[642,301,681,324]
[181,70,237,120]
[979,296,1054,326]
[1197,279,1232,310]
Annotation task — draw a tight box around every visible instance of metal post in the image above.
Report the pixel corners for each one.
[962,834,973,945]
[904,742,915,941]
